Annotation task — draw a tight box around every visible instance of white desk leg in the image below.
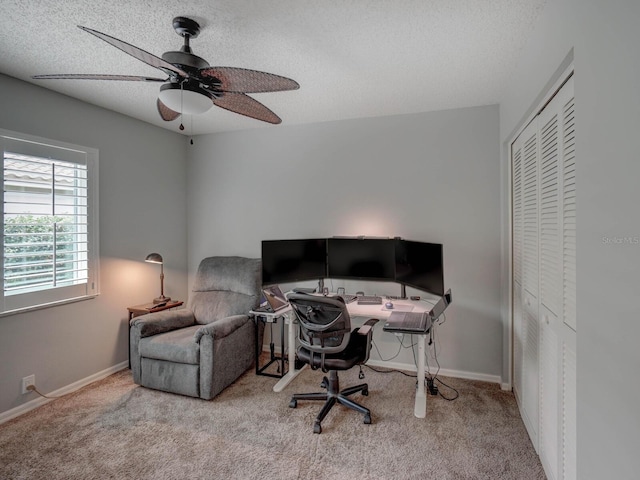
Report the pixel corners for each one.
[273,312,306,392]
[414,334,427,418]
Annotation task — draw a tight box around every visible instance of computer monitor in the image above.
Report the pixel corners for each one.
[261,239,327,285]
[327,238,396,281]
[394,240,445,296]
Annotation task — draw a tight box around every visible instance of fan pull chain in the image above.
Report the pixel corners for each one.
[179,81,185,131]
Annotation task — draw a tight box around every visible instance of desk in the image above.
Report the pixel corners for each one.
[347,299,431,418]
[276,296,432,418]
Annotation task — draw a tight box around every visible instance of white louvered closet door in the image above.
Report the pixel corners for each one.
[512,138,524,404]
[562,83,576,333]
[540,75,576,480]
[538,85,562,480]
[511,71,575,480]
[514,117,540,448]
[560,77,576,480]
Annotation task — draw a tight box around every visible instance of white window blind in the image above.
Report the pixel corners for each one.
[0,130,99,315]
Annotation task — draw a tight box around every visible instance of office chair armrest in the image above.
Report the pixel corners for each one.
[194,314,251,342]
[130,309,196,338]
[354,319,378,363]
[356,318,379,335]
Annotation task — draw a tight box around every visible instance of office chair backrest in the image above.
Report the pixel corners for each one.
[288,294,351,355]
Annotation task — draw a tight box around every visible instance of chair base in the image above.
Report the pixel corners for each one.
[289,370,372,434]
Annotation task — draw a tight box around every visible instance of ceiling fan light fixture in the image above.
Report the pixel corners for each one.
[158,82,213,115]
[33,17,298,125]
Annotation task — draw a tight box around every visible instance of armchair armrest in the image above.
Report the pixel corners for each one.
[130,309,196,338]
[194,314,251,342]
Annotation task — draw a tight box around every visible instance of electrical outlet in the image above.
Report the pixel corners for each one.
[22,375,35,394]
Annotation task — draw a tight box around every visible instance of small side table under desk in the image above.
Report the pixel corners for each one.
[250,306,306,392]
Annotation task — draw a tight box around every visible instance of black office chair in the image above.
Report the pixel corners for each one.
[287,293,379,434]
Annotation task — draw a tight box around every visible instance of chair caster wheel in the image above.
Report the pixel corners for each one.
[320,377,328,389]
[362,388,369,396]
[364,414,372,424]
[313,422,322,434]
[289,399,297,408]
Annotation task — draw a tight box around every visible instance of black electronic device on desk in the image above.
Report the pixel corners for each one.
[260,285,289,313]
[383,289,451,334]
[383,311,432,334]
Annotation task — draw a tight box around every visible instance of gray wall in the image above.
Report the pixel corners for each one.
[0,74,188,416]
[499,0,640,477]
[187,105,502,379]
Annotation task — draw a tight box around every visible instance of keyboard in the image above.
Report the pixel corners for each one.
[340,294,358,303]
[357,295,383,305]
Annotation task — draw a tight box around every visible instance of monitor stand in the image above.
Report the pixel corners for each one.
[400,284,407,300]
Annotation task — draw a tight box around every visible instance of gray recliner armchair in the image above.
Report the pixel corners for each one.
[130,256,261,399]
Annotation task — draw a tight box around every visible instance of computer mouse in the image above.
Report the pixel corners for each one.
[385,301,394,309]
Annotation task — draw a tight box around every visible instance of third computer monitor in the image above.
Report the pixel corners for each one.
[394,240,444,296]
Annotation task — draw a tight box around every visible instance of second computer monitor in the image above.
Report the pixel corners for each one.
[327,238,396,281]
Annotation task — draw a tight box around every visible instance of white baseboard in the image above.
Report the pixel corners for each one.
[0,361,129,425]
[366,359,502,385]
[260,343,503,385]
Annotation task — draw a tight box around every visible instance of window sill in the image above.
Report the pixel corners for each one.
[0,294,98,318]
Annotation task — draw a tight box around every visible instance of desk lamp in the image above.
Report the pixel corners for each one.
[145,253,171,304]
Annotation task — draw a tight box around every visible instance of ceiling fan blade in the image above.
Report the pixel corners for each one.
[200,67,299,93]
[78,25,189,78]
[32,74,167,82]
[157,98,180,121]
[213,92,281,124]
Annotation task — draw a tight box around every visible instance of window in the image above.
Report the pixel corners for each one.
[0,130,99,315]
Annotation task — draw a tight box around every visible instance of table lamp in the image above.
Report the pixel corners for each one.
[145,253,171,304]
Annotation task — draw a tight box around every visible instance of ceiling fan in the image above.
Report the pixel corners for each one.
[33,16,299,126]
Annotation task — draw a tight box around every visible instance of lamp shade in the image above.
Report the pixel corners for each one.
[158,83,213,115]
[145,253,170,304]
[145,253,163,264]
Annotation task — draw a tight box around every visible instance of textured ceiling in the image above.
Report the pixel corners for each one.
[0,0,546,135]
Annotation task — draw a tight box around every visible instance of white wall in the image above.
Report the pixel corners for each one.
[499,0,640,477]
[0,74,188,416]
[187,105,502,379]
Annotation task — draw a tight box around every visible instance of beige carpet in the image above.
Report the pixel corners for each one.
[0,366,544,480]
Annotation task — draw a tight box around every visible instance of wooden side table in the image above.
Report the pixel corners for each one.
[127,300,184,320]
[127,300,184,367]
